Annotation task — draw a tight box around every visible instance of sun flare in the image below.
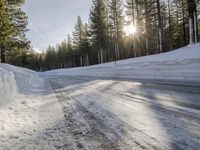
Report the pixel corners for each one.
[124,23,137,36]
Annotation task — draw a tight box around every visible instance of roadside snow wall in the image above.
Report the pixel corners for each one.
[43,43,200,83]
[0,64,41,104]
[0,67,17,106]
[0,64,39,91]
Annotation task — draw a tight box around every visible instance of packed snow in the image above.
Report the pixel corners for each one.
[0,64,42,93]
[43,43,200,84]
[0,64,63,149]
[0,44,200,149]
[0,67,17,106]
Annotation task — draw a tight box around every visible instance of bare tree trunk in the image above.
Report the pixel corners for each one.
[134,39,138,57]
[105,50,108,63]
[115,0,120,61]
[100,48,103,64]
[130,0,137,57]
[135,0,139,56]
[80,56,83,67]
[116,40,120,61]
[138,46,141,56]
[114,42,118,66]
[135,0,139,28]
[115,43,117,60]
[156,0,163,52]
[168,0,172,50]
[0,46,6,63]
[86,53,89,66]
[152,1,157,54]
[189,16,195,44]
[98,50,100,64]
[131,0,134,25]
[194,11,198,43]
[187,0,197,44]
[182,0,187,45]
[145,1,149,55]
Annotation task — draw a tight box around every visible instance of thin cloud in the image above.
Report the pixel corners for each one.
[23,0,92,50]
[29,21,48,41]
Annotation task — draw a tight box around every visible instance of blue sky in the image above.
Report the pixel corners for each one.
[23,0,92,52]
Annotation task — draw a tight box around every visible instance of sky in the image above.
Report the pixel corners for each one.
[23,0,92,52]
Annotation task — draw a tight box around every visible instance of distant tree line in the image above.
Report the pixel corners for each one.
[0,0,200,71]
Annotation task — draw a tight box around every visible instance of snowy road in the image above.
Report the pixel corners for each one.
[1,44,200,149]
[46,75,200,150]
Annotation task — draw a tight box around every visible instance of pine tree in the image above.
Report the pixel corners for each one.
[66,35,75,67]
[125,0,135,57]
[89,0,107,64]
[109,0,124,61]
[0,0,29,63]
[67,34,73,51]
[0,0,14,63]
[105,0,114,61]
[45,45,56,70]
[72,16,85,57]
[80,23,91,66]
[72,16,89,66]
[125,0,139,57]
[56,41,67,68]
[172,0,188,48]
[8,0,29,48]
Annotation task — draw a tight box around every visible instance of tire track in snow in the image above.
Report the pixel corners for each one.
[64,76,200,149]
[48,78,176,150]
[49,80,129,150]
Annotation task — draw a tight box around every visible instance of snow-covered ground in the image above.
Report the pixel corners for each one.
[0,44,200,149]
[43,44,200,84]
[0,64,64,149]
[0,67,16,106]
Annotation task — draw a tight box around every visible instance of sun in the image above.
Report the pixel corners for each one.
[124,22,137,36]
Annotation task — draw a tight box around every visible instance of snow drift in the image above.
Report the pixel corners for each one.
[1,44,200,104]
[43,43,200,84]
[0,67,17,106]
[0,64,40,92]
[0,64,41,105]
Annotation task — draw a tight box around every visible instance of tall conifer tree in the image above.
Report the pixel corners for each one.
[109,0,124,60]
[89,0,107,64]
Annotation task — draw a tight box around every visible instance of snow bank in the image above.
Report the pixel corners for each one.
[118,43,200,63]
[0,64,42,105]
[0,67,17,106]
[0,64,40,92]
[42,43,200,83]
[0,65,63,149]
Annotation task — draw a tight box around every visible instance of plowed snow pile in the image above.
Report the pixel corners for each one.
[43,43,200,83]
[0,64,40,92]
[0,67,17,106]
[0,64,63,150]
